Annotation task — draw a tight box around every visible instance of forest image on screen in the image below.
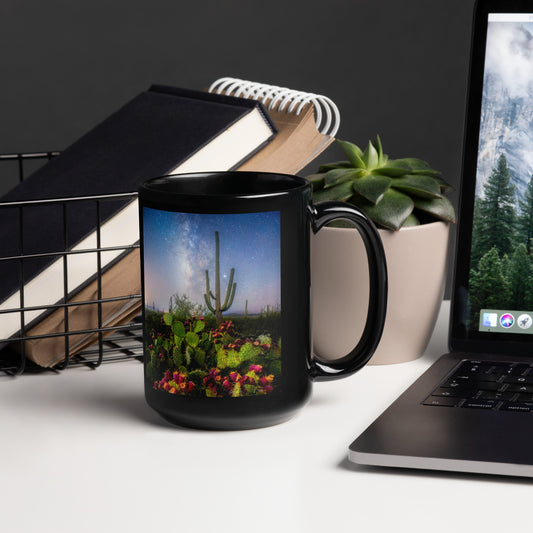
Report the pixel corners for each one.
[469,17,533,332]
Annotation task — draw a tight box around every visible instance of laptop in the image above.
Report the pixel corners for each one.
[348,0,533,477]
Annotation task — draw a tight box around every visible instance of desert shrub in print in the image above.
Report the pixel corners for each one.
[145,313,281,398]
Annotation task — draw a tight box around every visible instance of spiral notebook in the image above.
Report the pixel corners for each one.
[208,78,340,174]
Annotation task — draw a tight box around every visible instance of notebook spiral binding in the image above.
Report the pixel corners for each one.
[208,77,341,137]
[0,152,143,376]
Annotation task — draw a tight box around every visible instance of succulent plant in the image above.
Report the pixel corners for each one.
[308,136,456,230]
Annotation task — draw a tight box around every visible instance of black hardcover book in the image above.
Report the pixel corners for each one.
[0,84,276,343]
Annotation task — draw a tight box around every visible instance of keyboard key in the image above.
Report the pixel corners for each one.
[441,379,482,389]
[475,373,501,382]
[478,391,516,401]
[431,388,457,397]
[457,361,482,372]
[503,374,533,385]
[500,402,533,412]
[516,393,533,402]
[441,380,465,389]
[506,384,533,394]
[483,364,510,375]
[453,374,475,381]
[506,364,531,376]
[503,376,529,384]
[471,381,502,391]
[423,397,462,407]
[461,399,497,409]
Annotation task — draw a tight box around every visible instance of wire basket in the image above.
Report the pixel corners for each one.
[0,152,143,375]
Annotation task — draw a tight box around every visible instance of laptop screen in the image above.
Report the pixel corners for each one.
[452,3,533,351]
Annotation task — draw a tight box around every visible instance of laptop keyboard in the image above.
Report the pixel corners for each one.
[423,360,533,412]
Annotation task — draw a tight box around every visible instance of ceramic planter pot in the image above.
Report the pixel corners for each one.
[311,221,450,365]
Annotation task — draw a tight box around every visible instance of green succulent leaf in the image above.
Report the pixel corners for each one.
[402,213,421,227]
[434,176,455,193]
[352,188,414,230]
[408,169,442,177]
[388,157,431,170]
[307,173,326,190]
[362,140,379,169]
[375,135,384,164]
[227,349,241,368]
[413,196,456,223]
[217,348,228,369]
[172,346,184,367]
[163,313,173,326]
[173,336,183,351]
[238,343,262,361]
[185,345,194,366]
[185,331,199,348]
[194,320,205,333]
[172,321,186,337]
[391,174,442,199]
[351,174,392,204]
[318,160,352,172]
[387,158,441,177]
[313,180,354,202]
[194,347,205,366]
[372,165,410,177]
[324,168,366,188]
[337,140,365,168]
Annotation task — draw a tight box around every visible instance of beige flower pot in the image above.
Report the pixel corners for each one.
[311,221,450,365]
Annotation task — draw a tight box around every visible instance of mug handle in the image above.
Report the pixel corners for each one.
[308,201,388,381]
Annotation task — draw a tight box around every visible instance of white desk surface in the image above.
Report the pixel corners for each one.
[1,299,532,533]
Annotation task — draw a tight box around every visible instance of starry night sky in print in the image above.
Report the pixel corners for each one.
[143,208,280,314]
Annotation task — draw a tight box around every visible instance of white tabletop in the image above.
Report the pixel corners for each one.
[1,299,532,533]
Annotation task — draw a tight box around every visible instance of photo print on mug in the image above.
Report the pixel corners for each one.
[142,208,282,398]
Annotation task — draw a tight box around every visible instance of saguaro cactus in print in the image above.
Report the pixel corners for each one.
[204,231,236,324]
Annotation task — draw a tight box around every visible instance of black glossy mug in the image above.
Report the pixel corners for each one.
[139,172,387,429]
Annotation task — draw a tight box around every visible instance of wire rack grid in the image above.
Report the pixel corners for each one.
[0,151,143,376]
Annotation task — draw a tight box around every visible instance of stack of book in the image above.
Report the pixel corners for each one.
[0,77,340,368]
